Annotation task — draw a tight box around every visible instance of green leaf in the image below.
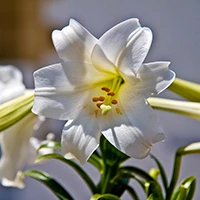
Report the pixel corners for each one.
[88,153,103,172]
[24,170,73,200]
[168,78,200,102]
[124,185,140,200]
[150,154,168,192]
[113,171,145,191]
[176,186,187,200]
[119,166,155,182]
[37,141,61,153]
[146,181,164,200]
[119,167,164,199]
[90,194,120,200]
[35,153,97,193]
[109,176,130,197]
[172,176,196,200]
[100,135,129,166]
[166,143,200,200]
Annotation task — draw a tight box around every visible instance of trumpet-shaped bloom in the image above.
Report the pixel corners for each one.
[32,18,175,164]
[0,66,50,188]
[0,113,46,188]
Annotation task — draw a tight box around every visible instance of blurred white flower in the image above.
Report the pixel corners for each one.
[0,113,46,188]
[0,65,25,104]
[32,18,175,164]
[0,65,50,188]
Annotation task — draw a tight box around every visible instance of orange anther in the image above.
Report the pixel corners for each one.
[115,108,122,115]
[107,92,115,96]
[101,87,110,92]
[111,99,118,104]
[96,103,103,109]
[99,96,105,101]
[92,97,99,102]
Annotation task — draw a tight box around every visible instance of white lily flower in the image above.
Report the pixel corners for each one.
[0,65,25,104]
[0,113,40,188]
[32,18,175,164]
[0,66,49,188]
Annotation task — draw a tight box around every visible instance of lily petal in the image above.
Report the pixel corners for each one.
[136,62,176,96]
[0,113,37,188]
[61,114,100,164]
[100,91,164,158]
[117,28,152,76]
[32,62,108,120]
[91,44,117,74]
[52,19,97,62]
[0,65,25,104]
[99,18,141,64]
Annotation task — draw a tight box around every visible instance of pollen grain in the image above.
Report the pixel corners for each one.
[99,96,105,101]
[101,87,110,92]
[111,99,118,104]
[107,92,115,96]
[92,97,99,102]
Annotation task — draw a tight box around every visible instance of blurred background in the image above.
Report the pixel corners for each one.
[0,0,200,199]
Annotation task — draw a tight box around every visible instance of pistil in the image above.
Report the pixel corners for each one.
[91,76,124,116]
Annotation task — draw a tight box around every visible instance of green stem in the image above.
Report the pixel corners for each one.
[100,164,114,194]
[166,153,182,200]
[88,154,103,172]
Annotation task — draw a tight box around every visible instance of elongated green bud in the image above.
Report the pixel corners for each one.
[168,78,200,102]
[0,91,34,132]
[177,142,200,156]
[148,97,200,121]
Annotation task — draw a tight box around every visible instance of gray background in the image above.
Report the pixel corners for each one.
[1,0,200,199]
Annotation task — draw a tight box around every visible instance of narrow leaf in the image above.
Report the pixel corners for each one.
[37,141,61,153]
[24,170,73,200]
[90,194,120,200]
[119,166,155,182]
[172,176,196,200]
[146,181,164,200]
[167,143,200,200]
[35,153,97,193]
[88,153,103,172]
[150,154,168,192]
[113,171,145,191]
[122,184,140,200]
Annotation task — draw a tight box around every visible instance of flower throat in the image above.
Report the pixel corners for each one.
[92,76,124,116]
